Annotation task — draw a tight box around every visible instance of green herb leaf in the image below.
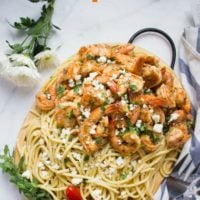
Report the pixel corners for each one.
[73,84,82,94]
[66,110,74,119]
[56,85,65,98]
[95,137,102,144]
[151,134,159,144]
[100,99,110,112]
[7,0,58,58]
[86,54,94,60]
[129,84,137,91]
[83,155,89,161]
[0,145,52,200]
[186,119,193,129]
[120,172,128,180]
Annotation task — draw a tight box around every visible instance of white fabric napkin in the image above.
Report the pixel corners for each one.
[155,1,200,199]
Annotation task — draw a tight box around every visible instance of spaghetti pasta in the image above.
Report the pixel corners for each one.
[15,44,192,200]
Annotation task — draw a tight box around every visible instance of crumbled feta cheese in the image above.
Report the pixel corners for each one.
[115,129,119,135]
[41,152,48,160]
[41,170,48,177]
[152,114,160,123]
[107,59,112,64]
[136,120,142,128]
[62,128,71,136]
[46,93,51,100]
[78,88,82,95]
[62,139,67,144]
[52,163,59,170]
[38,138,44,145]
[22,170,31,179]
[68,79,75,87]
[75,74,81,81]
[80,106,91,118]
[44,160,51,165]
[169,113,179,122]
[120,69,126,75]
[116,157,124,166]
[121,100,127,105]
[110,74,118,80]
[89,124,97,135]
[121,127,126,132]
[119,191,127,198]
[92,189,102,200]
[72,152,81,161]
[142,104,147,109]
[37,162,45,169]
[92,80,104,90]
[71,178,82,185]
[129,104,136,111]
[108,97,115,103]
[56,153,63,160]
[97,56,107,63]
[153,124,163,133]
[70,168,78,175]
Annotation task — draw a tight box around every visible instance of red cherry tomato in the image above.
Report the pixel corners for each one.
[65,185,82,200]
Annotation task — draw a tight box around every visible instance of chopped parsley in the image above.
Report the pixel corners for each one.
[77,102,81,108]
[186,119,193,129]
[66,110,74,119]
[56,85,65,98]
[120,172,128,180]
[151,134,159,144]
[73,84,82,94]
[83,155,90,161]
[129,84,137,91]
[95,137,102,144]
[100,99,110,112]
[86,54,95,60]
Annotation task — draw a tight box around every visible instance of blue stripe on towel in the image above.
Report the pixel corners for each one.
[196,28,200,53]
[179,58,200,104]
[190,134,200,166]
[160,180,166,200]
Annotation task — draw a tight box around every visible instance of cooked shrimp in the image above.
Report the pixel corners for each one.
[80,83,108,108]
[131,94,167,108]
[78,44,111,60]
[109,121,141,155]
[139,107,153,125]
[173,88,191,113]
[57,62,81,83]
[166,123,191,148]
[141,134,160,152]
[113,43,134,55]
[107,73,144,96]
[144,56,159,66]
[55,102,81,128]
[142,65,162,88]
[56,89,78,104]
[36,85,57,111]
[79,107,109,154]
[81,60,100,76]
[156,84,176,108]
[161,67,174,88]
[105,102,141,126]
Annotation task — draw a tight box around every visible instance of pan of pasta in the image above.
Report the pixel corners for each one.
[15,43,193,200]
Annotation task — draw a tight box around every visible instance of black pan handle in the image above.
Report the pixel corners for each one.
[128,28,176,69]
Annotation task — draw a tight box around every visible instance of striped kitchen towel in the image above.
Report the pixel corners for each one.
[155,23,200,200]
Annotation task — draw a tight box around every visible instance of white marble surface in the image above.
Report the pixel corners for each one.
[0,0,194,199]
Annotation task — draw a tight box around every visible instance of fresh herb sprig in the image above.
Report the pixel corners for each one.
[0,145,52,200]
[7,0,59,58]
